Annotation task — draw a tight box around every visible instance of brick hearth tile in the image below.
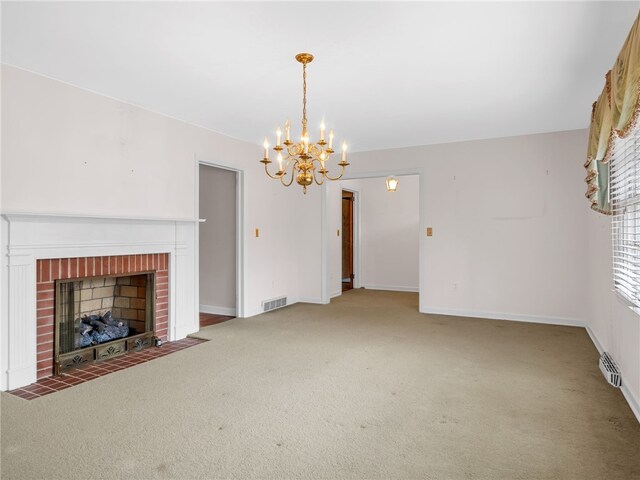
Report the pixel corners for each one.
[57,376,85,386]
[13,390,40,400]
[27,384,56,395]
[65,371,96,381]
[10,337,205,400]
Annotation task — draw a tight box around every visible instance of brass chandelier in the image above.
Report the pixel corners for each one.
[261,53,349,194]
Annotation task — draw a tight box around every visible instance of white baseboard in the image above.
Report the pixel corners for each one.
[363,284,419,293]
[585,325,605,353]
[297,297,329,305]
[621,384,640,425]
[422,307,586,327]
[199,304,236,316]
[330,290,341,299]
[586,326,640,424]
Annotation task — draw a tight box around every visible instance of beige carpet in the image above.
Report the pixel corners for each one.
[1,290,639,479]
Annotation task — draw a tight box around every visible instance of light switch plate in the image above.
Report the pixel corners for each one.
[426,227,433,237]
[255,228,260,238]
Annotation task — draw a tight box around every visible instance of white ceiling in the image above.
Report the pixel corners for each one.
[2,2,638,152]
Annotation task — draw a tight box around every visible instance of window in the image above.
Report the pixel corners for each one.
[610,124,640,306]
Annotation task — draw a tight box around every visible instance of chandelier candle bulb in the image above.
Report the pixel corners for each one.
[320,121,325,142]
[276,127,282,147]
[329,130,334,150]
[285,119,291,143]
[277,153,283,172]
[342,142,347,162]
[263,138,269,160]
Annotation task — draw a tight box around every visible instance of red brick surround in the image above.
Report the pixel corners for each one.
[36,253,169,380]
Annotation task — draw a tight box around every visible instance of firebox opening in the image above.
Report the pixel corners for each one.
[55,272,156,373]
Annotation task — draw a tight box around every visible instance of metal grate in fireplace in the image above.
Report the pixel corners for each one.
[55,272,156,374]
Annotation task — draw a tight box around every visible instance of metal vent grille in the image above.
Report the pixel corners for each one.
[599,352,622,388]
[262,296,287,312]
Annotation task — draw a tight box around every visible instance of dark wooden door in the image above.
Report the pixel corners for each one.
[342,190,354,291]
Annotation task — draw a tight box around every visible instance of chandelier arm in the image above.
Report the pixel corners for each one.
[280,161,297,187]
[263,162,284,180]
[283,155,297,172]
[308,143,322,156]
[286,144,302,157]
[280,171,296,187]
[311,165,326,186]
[323,164,347,181]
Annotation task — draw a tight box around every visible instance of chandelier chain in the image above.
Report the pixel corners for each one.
[302,63,307,135]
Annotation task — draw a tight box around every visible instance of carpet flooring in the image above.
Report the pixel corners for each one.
[1,290,639,479]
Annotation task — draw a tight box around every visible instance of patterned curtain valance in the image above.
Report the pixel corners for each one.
[586,12,640,215]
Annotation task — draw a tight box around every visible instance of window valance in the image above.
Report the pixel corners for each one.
[586,12,640,215]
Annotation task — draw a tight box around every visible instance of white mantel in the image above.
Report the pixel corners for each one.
[0,213,199,391]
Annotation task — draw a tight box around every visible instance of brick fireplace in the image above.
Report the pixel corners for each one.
[2,214,198,391]
[37,254,169,379]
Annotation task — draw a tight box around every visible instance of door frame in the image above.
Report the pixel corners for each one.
[321,167,425,312]
[195,158,246,318]
[341,188,360,290]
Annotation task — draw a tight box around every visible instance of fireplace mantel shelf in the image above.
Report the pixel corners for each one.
[2,211,199,224]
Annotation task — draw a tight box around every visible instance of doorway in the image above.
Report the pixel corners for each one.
[329,173,423,309]
[198,164,237,328]
[342,190,355,291]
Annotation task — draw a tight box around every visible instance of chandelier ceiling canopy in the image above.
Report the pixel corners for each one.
[260,53,349,194]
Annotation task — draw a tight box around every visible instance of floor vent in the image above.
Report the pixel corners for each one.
[599,352,622,387]
[262,296,287,312]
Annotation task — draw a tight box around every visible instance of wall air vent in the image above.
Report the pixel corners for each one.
[262,296,287,312]
[599,352,622,388]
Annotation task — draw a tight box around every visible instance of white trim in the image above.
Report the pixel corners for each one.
[195,159,245,319]
[1,211,198,223]
[423,307,586,327]
[330,290,341,299]
[353,189,362,289]
[199,305,236,316]
[320,183,329,303]
[363,285,419,293]
[621,382,640,424]
[586,325,640,424]
[298,297,328,305]
[585,325,605,353]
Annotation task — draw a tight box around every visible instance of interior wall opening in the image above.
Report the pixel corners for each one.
[335,174,420,302]
[198,164,237,327]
